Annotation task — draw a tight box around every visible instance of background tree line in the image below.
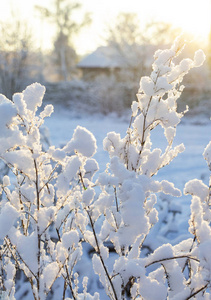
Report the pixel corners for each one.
[0,0,210,112]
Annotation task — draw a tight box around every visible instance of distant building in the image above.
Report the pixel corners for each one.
[77,46,125,81]
[77,45,161,81]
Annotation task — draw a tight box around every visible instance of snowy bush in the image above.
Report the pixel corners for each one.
[0,36,210,300]
[44,79,131,115]
[87,75,129,115]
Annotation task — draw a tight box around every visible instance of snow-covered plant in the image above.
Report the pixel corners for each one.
[180,143,211,299]
[0,83,99,300]
[0,36,210,300]
[86,36,208,299]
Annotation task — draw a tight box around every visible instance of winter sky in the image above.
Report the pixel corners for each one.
[0,0,210,55]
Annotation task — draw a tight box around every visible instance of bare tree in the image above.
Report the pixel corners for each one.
[106,13,181,68]
[105,13,182,101]
[36,0,91,81]
[142,20,181,45]
[106,13,144,69]
[0,18,34,98]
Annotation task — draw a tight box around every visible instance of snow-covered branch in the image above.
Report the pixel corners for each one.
[0,36,210,300]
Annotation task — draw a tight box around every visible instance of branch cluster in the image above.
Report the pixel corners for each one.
[0,36,210,300]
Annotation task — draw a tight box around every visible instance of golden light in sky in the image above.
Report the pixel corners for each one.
[78,0,211,53]
[0,0,210,54]
[141,0,210,40]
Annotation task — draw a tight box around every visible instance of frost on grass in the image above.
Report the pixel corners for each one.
[0,38,210,300]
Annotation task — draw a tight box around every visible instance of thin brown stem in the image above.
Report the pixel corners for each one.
[56,229,77,300]
[38,162,59,194]
[114,187,119,212]
[79,171,86,190]
[182,236,196,273]
[62,281,67,300]
[34,158,41,300]
[87,210,118,300]
[145,255,199,268]
[28,277,37,300]
[185,283,209,300]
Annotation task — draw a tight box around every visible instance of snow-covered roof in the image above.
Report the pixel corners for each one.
[77,47,124,69]
[77,44,168,70]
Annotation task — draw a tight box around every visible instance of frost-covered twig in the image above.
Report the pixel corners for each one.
[145,254,200,268]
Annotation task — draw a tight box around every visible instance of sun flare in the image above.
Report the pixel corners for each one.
[136,0,211,43]
[165,1,210,41]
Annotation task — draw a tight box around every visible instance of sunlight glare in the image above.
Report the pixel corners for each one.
[80,0,211,53]
[0,0,210,54]
[148,0,211,41]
